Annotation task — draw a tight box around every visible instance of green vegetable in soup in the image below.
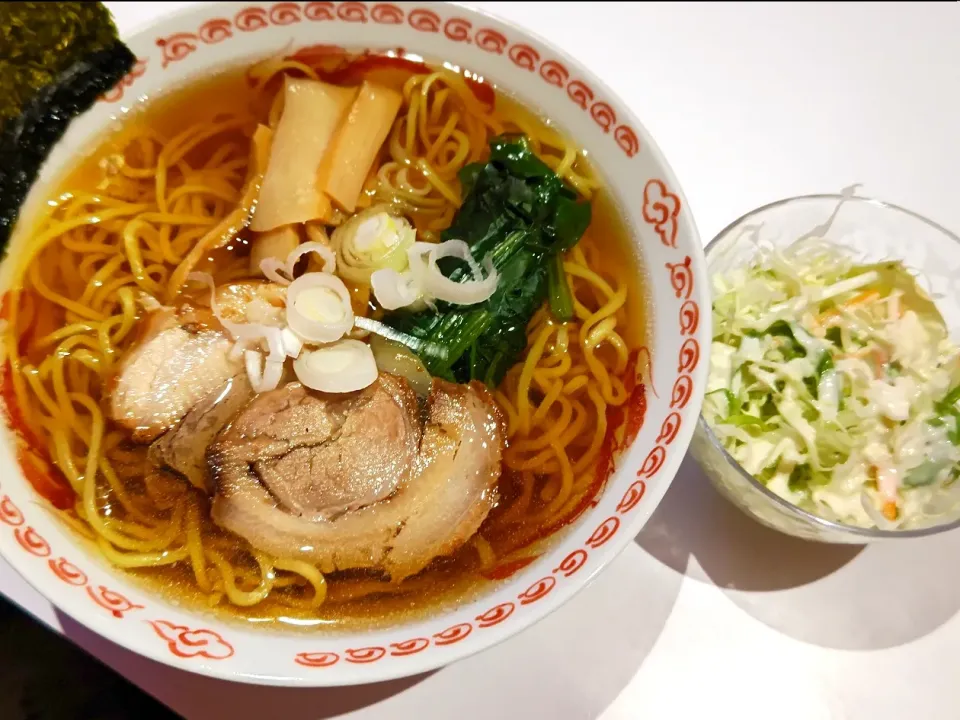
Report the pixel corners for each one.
[383,135,592,386]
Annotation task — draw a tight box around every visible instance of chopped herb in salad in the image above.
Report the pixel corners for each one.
[705,236,960,530]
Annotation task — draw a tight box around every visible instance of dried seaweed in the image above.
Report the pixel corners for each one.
[0,2,134,249]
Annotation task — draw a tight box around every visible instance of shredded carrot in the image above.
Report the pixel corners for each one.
[838,346,888,377]
[871,347,890,377]
[818,289,881,325]
[882,501,898,521]
[846,290,880,308]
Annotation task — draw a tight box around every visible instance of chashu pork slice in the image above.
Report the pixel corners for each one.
[109,281,285,443]
[149,373,255,493]
[210,376,504,580]
[109,317,241,443]
[214,374,421,518]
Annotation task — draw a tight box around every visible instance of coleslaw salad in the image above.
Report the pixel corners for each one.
[705,235,960,530]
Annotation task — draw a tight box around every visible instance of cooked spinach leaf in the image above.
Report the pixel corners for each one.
[383,135,592,386]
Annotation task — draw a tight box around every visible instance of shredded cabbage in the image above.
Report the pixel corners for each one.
[705,236,960,530]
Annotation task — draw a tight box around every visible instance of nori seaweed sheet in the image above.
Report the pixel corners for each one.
[0,3,134,250]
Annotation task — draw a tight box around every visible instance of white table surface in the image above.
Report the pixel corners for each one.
[5,2,960,718]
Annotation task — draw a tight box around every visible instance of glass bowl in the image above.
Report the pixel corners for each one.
[690,192,960,543]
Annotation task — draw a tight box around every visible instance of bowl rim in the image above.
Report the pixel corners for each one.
[698,191,960,540]
[0,0,710,686]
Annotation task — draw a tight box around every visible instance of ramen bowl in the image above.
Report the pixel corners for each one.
[691,193,960,543]
[0,2,708,685]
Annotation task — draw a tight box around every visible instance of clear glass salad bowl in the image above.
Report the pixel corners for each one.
[690,192,960,543]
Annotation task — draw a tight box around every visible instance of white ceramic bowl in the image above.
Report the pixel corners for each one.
[0,1,709,686]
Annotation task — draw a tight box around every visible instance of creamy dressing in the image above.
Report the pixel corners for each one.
[705,236,960,529]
